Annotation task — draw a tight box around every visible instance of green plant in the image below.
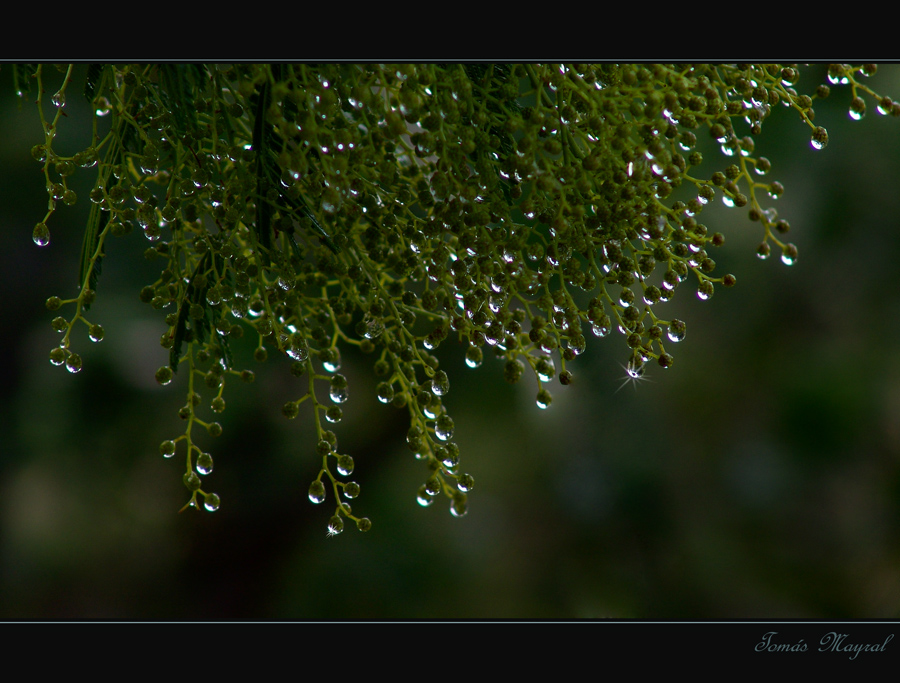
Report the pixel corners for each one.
[18,62,899,534]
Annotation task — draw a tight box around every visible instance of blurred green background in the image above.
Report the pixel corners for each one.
[3,64,900,619]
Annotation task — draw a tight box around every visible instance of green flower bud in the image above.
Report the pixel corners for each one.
[504,358,525,383]
[183,471,201,491]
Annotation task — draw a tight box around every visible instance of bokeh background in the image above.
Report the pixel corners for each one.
[3,63,900,619]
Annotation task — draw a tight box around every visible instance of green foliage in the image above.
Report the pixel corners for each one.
[20,62,900,534]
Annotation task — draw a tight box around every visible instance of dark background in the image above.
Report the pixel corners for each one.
[3,64,900,619]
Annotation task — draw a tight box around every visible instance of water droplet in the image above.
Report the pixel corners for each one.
[203,493,220,512]
[51,91,65,108]
[781,243,799,266]
[457,473,475,493]
[337,455,354,476]
[567,336,587,356]
[536,357,555,383]
[810,126,829,150]
[88,324,105,342]
[625,357,644,379]
[465,345,483,368]
[667,320,686,343]
[49,347,66,366]
[65,352,83,374]
[308,480,326,504]
[376,381,394,404]
[363,314,384,339]
[94,96,111,117]
[33,223,50,247]
[435,415,454,442]
[196,452,214,475]
[417,485,435,507]
[431,370,450,396]
[329,385,348,404]
[155,366,173,386]
[450,497,468,518]
[592,322,611,338]
[721,195,735,208]
[326,516,344,536]
[286,336,309,361]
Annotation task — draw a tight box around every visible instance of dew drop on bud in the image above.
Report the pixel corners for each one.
[667,320,686,343]
[363,314,384,339]
[376,381,394,404]
[431,370,450,396]
[536,389,552,409]
[33,223,50,247]
[329,386,348,404]
[308,480,326,504]
[203,493,220,512]
[417,484,435,507]
[94,97,111,117]
[326,515,344,536]
[65,352,83,374]
[336,455,354,476]
[450,496,468,518]
[196,452,214,475]
[435,415,454,441]
[49,347,67,366]
[781,243,799,266]
[592,322,611,338]
[810,126,828,150]
[457,473,475,493]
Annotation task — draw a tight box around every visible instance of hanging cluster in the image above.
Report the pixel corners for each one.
[23,63,898,532]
